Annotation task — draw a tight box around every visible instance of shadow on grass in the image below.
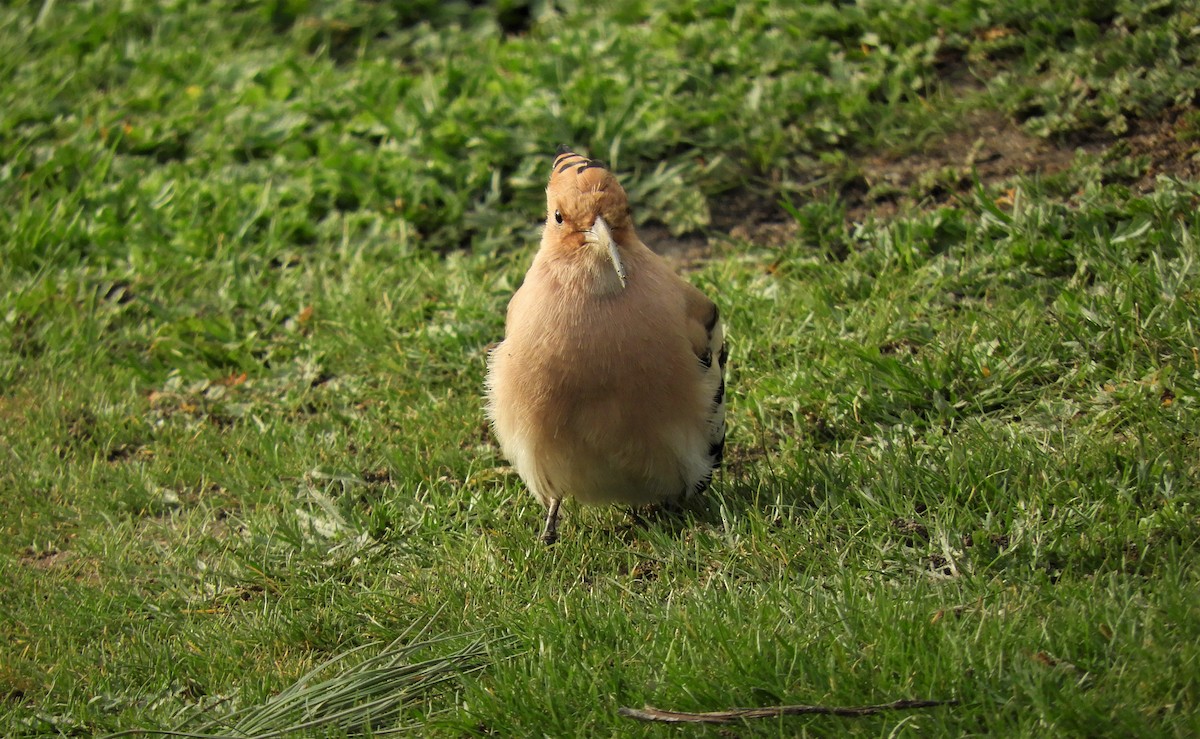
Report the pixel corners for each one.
[596,453,821,544]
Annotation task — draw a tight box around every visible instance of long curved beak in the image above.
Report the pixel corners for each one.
[583,215,626,288]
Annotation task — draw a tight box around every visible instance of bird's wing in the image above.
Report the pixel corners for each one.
[682,282,727,493]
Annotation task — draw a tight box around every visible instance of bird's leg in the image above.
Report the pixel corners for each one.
[657,498,685,516]
[541,498,562,545]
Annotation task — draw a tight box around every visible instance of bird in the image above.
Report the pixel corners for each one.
[485,146,727,544]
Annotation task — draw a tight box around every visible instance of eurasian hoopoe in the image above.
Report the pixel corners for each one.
[485,146,727,544]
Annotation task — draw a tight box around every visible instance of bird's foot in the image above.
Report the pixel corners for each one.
[632,499,684,523]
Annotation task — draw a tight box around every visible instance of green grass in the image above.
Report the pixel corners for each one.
[2,0,1199,736]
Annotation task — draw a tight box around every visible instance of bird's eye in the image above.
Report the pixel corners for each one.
[554,210,563,224]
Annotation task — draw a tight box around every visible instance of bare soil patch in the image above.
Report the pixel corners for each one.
[651,104,1199,257]
[849,109,1080,221]
[17,545,100,583]
[1123,107,1200,189]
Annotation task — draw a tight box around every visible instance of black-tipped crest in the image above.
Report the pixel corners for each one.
[552,147,608,176]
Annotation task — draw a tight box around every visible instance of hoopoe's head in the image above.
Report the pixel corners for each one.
[544,146,634,289]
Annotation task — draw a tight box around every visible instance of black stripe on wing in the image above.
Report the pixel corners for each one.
[691,338,727,496]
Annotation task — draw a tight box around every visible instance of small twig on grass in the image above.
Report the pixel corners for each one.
[618,698,958,724]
